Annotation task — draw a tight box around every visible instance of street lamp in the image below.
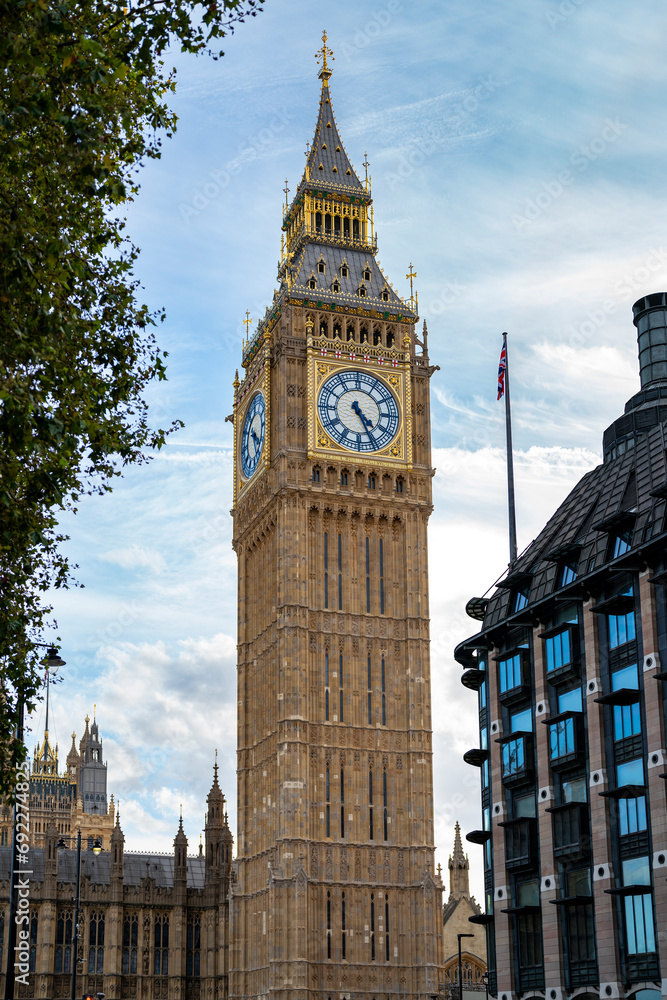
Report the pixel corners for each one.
[457,933,474,1000]
[57,831,103,1000]
[4,645,66,1000]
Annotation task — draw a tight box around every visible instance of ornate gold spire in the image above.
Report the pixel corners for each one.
[315,29,334,83]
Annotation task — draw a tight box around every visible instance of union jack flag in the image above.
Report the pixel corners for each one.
[497,334,507,400]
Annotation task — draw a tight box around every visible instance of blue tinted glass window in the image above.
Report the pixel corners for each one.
[560,562,577,586]
[480,728,488,750]
[612,531,632,558]
[624,894,656,954]
[481,758,489,789]
[612,664,639,690]
[623,857,651,886]
[614,702,641,740]
[545,630,571,672]
[513,589,529,612]
[558,688,582,713]
[609,611,636,649]
[619,796,647,835]
[479,679,487,710]
[499,654,522,693]
[502,737,525,778]
[617,758,644,787]
[511,709,532,733]
[549,717,575,759]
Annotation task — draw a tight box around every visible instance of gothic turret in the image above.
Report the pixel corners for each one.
[80,710,108,816]
[110,810,124,882]
[205,757,233,895]
[448,821,471,901]
[174,809,188,888]
[66,731,80,785]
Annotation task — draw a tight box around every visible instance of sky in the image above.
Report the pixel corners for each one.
[31,0,667,903]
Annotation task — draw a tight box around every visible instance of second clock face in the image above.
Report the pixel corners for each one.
[317,370,400,452]
[241,392,265,479]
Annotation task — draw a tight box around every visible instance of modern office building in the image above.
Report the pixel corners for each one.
[456,294,667,1000]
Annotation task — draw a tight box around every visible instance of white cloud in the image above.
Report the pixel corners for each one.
[101,544,167,575]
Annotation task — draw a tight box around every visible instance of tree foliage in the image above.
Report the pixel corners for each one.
[0,0,263,795]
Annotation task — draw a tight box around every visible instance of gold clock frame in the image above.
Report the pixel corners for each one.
[233,339,271,505]
[306,336,412,469]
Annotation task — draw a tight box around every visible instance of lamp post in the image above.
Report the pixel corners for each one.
[57,832,102,1000]
[4,645,66,1000]
[457,933,474,1000]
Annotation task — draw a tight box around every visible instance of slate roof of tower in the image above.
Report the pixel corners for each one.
[0,846,206,890]
[301,79,364,195]
[291,244,404,310]
[456,420,667,646]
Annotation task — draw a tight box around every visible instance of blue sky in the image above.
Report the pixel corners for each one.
[34,0,667,901]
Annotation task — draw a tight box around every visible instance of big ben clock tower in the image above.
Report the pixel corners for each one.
[229,34,444,1000]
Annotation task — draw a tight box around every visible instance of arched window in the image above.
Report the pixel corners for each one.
[334,215,341,235]
[318,260,325,273]
[325,214,332,234]
[315,211,322,232]
[344,217,350,237]
[353,218,360,238]
[88,911,104,974]
[154,915,169,975]
[312,466,321,484]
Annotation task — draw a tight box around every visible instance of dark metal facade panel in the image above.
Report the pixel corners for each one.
[473,421,667,637]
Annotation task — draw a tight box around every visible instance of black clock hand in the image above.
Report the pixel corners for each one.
[351,399,374,430]
[251,429,260,448]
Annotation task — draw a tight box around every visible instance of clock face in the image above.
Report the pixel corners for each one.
[241,393,266,479]
[318,370,400,452]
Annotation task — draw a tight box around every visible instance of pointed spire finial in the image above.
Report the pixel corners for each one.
[214,748,219,782]
[283,178,290,210]
[406,262,418,311]
[363,151,370,191]
[243,310,253,338]
[316,29,334,83]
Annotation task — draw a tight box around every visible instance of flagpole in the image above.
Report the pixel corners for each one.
[502,332,518,565]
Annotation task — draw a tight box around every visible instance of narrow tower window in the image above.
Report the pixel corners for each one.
[379,538,385,614]
[383,771,388,841]
[367,653,372,725]
[342,891,346,959]
[324,531,328,609]
[381,657,386,726]
[326,767,330,837]
[366,537,371,613]
[370,894,375,961]
[325,652,330,722]
[385,895,390,961]
[338,533,343,609]
[369,770,374,840]
[327,891,331,959]
[339,650,344,722]
[340,768,345,838]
